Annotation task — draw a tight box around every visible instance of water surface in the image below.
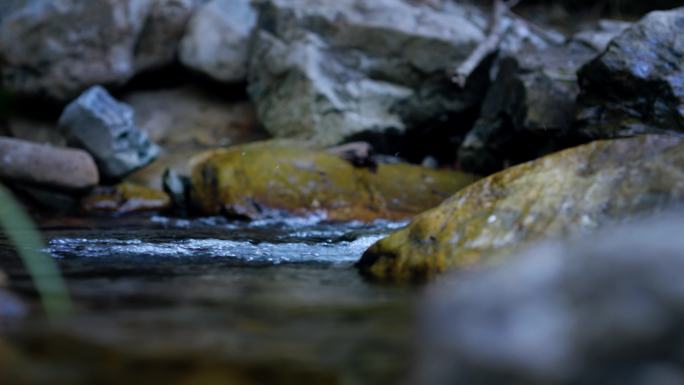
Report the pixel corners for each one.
[0,215,416,385]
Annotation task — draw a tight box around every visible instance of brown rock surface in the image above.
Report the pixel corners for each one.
[0,137,99,190]
[191,141,478,221]
[358,135,684,282]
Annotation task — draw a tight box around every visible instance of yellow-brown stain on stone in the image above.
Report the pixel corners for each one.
[357,135,684,283]
[190,141,478,222]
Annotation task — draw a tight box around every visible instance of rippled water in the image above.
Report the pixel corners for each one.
[46,217,396,264]
[49,235,383,263]
[0,215,416,385]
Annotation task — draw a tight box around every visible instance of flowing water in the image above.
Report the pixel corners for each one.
[0,215,417,385]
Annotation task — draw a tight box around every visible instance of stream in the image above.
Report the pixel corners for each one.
[0,216,417,385]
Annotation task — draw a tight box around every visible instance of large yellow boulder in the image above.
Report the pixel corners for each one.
[357,135,684,282]
[190,141,478,221]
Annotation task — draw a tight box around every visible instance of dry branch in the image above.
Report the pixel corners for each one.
[451,0,520,88]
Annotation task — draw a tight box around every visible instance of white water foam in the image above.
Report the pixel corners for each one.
[47,235,386,265]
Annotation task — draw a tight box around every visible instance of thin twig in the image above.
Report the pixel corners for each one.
[451,0,520,88]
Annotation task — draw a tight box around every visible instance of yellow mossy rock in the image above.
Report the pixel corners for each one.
[357,135,684,283]
[190,141,478,221]
[80,183,171,214]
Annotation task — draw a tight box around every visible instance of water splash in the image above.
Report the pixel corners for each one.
[48,235,386,265]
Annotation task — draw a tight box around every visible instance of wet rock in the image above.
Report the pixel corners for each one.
[179,0,257,83]
[247,0,547,146]
[415,212,684,385]
[58,86,159,181]
[191,141,478,221]
[80,183,171,214]
[122,85,267,189]
[458,19,635,175]
[458,37,607,175]
[577,7,684,137]
[0,0,151,101]
[162,168,191,215]
[357,135,684,282]
[134,0,202,73]
[0,136,99,190]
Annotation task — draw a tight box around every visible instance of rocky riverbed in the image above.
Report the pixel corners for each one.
[2,0,684,384]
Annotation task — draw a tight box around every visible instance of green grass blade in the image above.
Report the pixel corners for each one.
[0,184,72,319]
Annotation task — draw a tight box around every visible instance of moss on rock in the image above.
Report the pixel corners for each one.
[357,135,684,283]
[190,141,478,221]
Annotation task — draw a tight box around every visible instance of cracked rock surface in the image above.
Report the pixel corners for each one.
[247,0,547,146]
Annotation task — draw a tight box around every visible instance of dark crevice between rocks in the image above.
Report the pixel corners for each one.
[459,114,590,175]
[343,105,481,168]
[0,91,65,121]
[577,67,684,137]
[521,0,684,15]
[1,65,251,127]
[342,55,494,169]
[114,62,250,103]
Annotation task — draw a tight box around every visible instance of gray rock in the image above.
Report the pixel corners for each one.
[459,41,597,174]
[0,136,99,190]
[247,0,548,146]
[0,0,27,22]
[415,211,684,385]
[577,7,684,138]
[58,86,159,181]
[179,0,256,82]
[0,0,152,101]
[457,17,635,175]
[573,19,632,52]
[0,0,202,101]
[134,0,203,73]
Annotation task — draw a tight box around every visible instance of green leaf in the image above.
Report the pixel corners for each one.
[0,184,72,319]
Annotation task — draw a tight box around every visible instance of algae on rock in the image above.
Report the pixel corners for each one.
[190,141,478,221]
[357,135,684,282]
